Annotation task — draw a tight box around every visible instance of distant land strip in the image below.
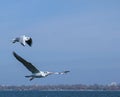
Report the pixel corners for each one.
[0,84,120,91]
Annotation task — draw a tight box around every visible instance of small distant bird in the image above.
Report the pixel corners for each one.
[12,35,32,46]
[13,51,70,81]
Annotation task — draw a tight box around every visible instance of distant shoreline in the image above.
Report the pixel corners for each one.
[0,84,120,91]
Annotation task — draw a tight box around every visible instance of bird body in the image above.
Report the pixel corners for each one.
[12,35,32,46]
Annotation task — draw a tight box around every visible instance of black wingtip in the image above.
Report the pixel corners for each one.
[13,51,16,56]
[26,37,32,47]
[13,51,17,55]
[13,51,19,59]
[64,71,70,73]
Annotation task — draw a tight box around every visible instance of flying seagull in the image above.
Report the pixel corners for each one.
[13,52,70,81]
[12,35,32,46]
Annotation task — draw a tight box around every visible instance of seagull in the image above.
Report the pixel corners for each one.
[12,35,32,46]
[13,51,70,81]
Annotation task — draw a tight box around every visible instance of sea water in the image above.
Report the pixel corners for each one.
[0,91,120,97]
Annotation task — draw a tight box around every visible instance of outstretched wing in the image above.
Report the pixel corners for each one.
[26,37,32,46]
[13,52,39,73]
[54,70,70,75]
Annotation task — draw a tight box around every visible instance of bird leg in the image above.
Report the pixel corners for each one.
[29,77,34,81]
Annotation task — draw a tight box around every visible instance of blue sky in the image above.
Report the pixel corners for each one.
[0,0,120,85]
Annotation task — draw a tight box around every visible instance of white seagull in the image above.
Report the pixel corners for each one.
[12,35,32,46]
[13,52,70,81]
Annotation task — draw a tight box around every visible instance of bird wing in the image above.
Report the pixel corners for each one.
[54,71,70,75]
[13,52,39,73]
[26,38,32,46]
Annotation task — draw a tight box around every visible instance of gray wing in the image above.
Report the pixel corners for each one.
[54,71,70,74]
[13,51,39,73]
[26,38,32,46]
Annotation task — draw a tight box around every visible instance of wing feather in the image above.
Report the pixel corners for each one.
[13,52,39,73]
[26,38,32,46]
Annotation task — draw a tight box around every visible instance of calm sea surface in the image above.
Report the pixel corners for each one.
[0,91,120,97]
